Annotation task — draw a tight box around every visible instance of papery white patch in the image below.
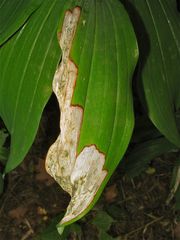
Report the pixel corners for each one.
[45,7,107,225]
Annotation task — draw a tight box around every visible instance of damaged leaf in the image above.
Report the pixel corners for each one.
[46,0,138,227]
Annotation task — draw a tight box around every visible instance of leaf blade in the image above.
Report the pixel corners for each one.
[46,0,138,226]
[0,0,43,45]
[0,0,68,173]
[126,0,180,146]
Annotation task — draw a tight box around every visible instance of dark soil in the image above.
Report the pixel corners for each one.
[0,97,179,240]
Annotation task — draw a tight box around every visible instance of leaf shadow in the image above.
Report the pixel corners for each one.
[120,0,151,113]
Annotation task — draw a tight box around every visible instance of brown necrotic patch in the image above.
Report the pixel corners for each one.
[45,7,107,225]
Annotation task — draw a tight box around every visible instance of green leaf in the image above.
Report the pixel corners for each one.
[125,137,177,177]
[92,211,115,240]
[92,211,114,231]
[34,215,62,240]
[0,0,43,45]
[71,0,138,167]
[125,0,180,147]
[34,215,82,240]
[0,0,69,173]
[99,231,115,240]
[106,205,128,221]
[45,0,138,227]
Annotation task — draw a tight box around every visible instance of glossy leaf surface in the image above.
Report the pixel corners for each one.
[0,0,68,173]
[45,0,138,227]
[0,0,42,45]
[0,0,138,228]
[71,0,138,177]
[71,0,138,172]
[126,0,180,146]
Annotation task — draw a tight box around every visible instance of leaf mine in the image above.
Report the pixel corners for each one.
[45,7,107,225]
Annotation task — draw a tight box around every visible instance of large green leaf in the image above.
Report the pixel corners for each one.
[0,0,43,45]
[92,211,114,232]
[45,0,138,227]
[125,0,180,147]
[0,0,69,173]
[0,0,138,228]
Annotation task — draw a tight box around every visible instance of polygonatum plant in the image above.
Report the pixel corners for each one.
[0,0,180,233]
[45,0,138,228]
[0,0,138,228]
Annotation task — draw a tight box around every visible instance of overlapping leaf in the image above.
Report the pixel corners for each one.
[125,0,180,147]
[0,0,68,173]
[0,0,43,45]
[0,0,138,228]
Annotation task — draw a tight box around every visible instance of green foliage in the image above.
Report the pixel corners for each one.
[0,0,43,45]
[0,0,138,227]
[92,211,114,231]
[0,0,179,236]
[124,0,180,147]
[36,211,117,240]
[92,211,116,239]
[0,0,68,173]
[70,0,138,168]
[54,0,138,227]
[35,215,82,240]
[122,0,180,214]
